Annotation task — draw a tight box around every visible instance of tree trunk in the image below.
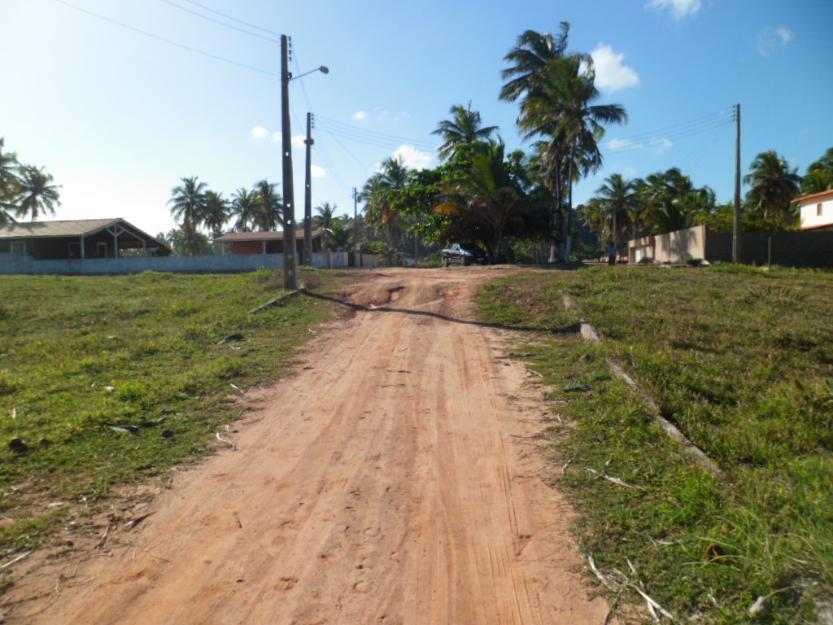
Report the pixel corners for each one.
[563,151,574,260]
[548,162,561,264]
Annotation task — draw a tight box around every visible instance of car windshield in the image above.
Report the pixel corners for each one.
[459,245,482,254]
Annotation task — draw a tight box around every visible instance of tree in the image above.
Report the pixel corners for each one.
[14,165,61,221]
[519,53,626,259]
[253,180,282,231]
[157,227,212,256]
[595,174,637,249]
[744,150,801,230]
[432,102,498,161]
[363,157,409,245]
[0,139,20,224]
[436,142,530,262]
[801,147,833,194]
[231,188,258,232]
[168,176,207,255]
[313,202,337,250]
[203,191,229,237]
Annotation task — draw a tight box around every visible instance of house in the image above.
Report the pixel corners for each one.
[795,189,833,231]
[0,218,169,260]
[215,229,323,261]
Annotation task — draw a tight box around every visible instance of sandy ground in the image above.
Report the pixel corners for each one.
[7,268,609,625]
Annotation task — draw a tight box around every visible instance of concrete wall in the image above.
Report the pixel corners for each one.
[799,197,833,230]
[707,230,833,267]
[628,225,706,263]
[0,252,349,275]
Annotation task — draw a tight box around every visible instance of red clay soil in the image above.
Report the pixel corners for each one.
[5,268,609,625]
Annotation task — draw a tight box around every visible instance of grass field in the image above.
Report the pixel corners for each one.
[478,265,833,624]
[0,269,331,555]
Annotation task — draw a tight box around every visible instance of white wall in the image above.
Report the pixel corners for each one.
[800,197,833,230]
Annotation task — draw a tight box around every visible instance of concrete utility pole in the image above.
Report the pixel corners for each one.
[303,112,314,265]
[732,103,742,263]
[280,34,298,290]
[353,187,361,268]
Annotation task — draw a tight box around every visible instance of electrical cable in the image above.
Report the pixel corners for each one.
[158,0,278,43]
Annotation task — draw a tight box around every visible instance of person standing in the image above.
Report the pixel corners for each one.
[607,240,617,266]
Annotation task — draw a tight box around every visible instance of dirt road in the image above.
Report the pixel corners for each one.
[13,268,608,625]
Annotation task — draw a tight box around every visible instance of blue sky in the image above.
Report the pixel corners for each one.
[2,0,831,235]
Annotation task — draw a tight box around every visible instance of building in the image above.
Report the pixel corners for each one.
[0,218,169,260]
[215,229,323,261]
[795,189,833,231]
[628,224,833,268]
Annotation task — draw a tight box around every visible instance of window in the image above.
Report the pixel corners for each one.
[818,203,824,217]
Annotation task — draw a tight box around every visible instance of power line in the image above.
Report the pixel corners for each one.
[604,108,733,145]
[52,0,278,78]
[316,115,437,149]
[602,118,733,154]
[319,127,372,172]
[178,0,280,37]
[316,122,437,151]
[158,0,278,43]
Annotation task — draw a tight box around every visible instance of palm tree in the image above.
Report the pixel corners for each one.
[500,24,571,104]
[15,165,61,221]
[253,180,282,231]
[231,188,259,232]
[595,174,637,251]
[432,102,498,161]
[363,158,409,244]
[436,142,529,262]
[519,54,627,258]
[313,202,337,250]
[744,150,801,230]
[0,139,20,223]
[168,176,207,254]
[801,147,833,194]
[203,190,229,237]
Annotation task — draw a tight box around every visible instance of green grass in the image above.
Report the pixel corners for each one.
[477,265,833,624]
[0,269,332,553]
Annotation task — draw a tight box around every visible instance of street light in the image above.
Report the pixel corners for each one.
[291,65,329,81]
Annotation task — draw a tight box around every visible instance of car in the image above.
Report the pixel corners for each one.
[441,243,488,266]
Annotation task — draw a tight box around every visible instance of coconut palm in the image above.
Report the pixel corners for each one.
[595,174,637,250]
[519,54,627,258]
[252,180,283,231]
[499,24,572,104]
[744,150,801,230]
[432,102,498,161]
[0,139,20,222]
[363,158,409,244]
[231,188,259,232]
[203,190,229,237]
[313,202,337,250]
[14,165,61,221]
[168,176,207,254]
[801,147,833,194]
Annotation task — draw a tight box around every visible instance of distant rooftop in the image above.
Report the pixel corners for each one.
[0,218,123,239]
[215,229,323,242]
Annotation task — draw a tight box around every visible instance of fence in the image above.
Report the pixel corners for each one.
[0,252,350,275]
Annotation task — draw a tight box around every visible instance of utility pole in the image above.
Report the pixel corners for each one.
[732,103,742,263]
[303,112,314,265]
[353,187,361,268]
[280,34,298,290]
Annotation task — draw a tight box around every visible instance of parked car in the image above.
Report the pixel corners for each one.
[441,243,488,266]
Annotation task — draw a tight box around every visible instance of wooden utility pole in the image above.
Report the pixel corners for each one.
[280,34,298,289]
[732,103,742,263]
[353,187,361,268]
[303,112,314,265]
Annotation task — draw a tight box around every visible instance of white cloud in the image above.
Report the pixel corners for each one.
[646,0,702,20]
[310,164,327,178]
[352,110,368,121]
[757,25,795,56]
[777,26,794,44]
[607,138,640,150]
[606,136,672,155]
[272,132,281,142]
[590,44,640,93]
[650,137,673,154]
[392,144,434,170]
[250,126,270,140]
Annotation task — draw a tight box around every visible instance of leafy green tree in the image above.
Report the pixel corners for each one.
[14,165,61,221]
[744,150,801,230]
[231,188,258,232]
[203,190,229,237]
[436,142,530,262]
[363,157,409,245]
[168,176,207,255]
[432,102,498,161]
[253,180,282,231]
[801,147,833,194]
[0,139,20,224]
[157,227,213,256]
